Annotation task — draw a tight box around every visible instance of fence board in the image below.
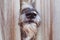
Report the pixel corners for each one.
[0,0,54,40]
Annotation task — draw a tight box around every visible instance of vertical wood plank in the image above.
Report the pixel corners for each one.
[0,9,3,40]
[14,0,21,40]
[35,0,42,40]
[40,0,45,40]
[40,0,53,40]
[50,0,54,40]
[0,0,20,40]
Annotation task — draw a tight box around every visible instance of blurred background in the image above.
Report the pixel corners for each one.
[0,0,60,40]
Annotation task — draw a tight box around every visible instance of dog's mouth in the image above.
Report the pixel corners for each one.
[25,20,35,23]
[28,20,34,22]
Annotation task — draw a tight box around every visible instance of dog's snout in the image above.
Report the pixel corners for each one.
[26,13,37,19]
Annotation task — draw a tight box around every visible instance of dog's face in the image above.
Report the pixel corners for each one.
[20,8,41,40]
[20,8,41,26]
[19,2,41,40]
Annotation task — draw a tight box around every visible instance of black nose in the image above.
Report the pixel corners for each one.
[26,13,37,19]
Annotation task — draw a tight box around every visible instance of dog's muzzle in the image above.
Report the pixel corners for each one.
[22,8,38,19]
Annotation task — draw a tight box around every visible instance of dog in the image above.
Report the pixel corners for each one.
[19,2,41,40]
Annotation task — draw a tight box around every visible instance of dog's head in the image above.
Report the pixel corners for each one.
[19,3,41,27]
[19,2,41,40]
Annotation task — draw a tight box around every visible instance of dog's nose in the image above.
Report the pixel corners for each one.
[26,13,37,19]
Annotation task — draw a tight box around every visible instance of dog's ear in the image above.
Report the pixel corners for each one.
[31,0,35,8]
[22,0,35,9]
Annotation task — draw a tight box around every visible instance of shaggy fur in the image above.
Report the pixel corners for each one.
[19,1,41,40]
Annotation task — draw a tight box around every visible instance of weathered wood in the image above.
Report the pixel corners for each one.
[0,0,54,40]
[0,0,20,40]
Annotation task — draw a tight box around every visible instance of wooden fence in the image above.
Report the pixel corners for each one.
[0,0,54,40]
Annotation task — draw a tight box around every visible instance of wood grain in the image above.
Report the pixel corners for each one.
[0,0,54,40]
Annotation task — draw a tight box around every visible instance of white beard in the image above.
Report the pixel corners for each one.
[22,23,37,40]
